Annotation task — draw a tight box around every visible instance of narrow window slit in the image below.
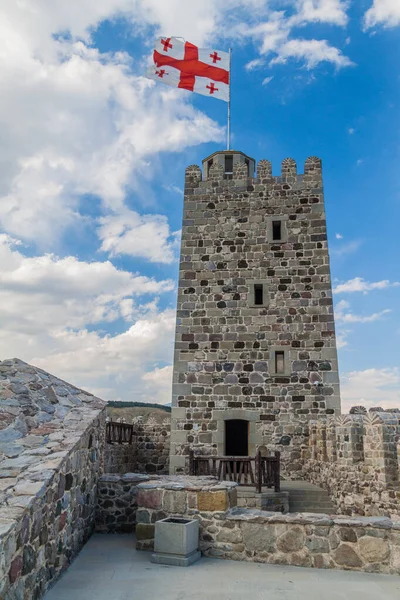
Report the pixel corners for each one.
[254,284,264,305]
[275,351,285,374]
[272,220,282,241]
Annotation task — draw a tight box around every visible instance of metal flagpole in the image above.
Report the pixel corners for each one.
[227,47,232,150]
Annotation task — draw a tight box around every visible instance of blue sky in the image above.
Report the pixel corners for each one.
[0,0,399,411]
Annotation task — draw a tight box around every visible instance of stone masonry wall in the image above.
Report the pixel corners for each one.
[0,414,105,600]
[0,359,106,600]
[104,422,170,475]
[301,413,400,518]
[104,443,137,474]
[136,422,170,474]
[134,476,400,575]
[170,154,341,477]
[95,473,152,533]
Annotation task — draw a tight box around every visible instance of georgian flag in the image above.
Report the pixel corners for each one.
[146,37,230,102]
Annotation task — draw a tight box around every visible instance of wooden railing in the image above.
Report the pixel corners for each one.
[106,421,134,444]
[189,450,280,493]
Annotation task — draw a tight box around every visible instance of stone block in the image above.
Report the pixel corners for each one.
[163,490,187,514]
[197,491,228,512]
[276,527,305,553]
[137,488,163,510]
[358,537,390,563]
[136,523,155,541]
[241,523,276,553]
[333,544,362,568]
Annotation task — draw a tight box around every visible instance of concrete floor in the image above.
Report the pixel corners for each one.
[43,534,400,600]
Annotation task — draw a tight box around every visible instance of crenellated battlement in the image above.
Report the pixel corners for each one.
[184,155,323,193]
[303,411,400,516]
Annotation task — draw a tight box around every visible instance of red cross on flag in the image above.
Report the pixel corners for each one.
[146,37,230,102]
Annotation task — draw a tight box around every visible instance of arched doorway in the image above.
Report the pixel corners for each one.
[225,420,249,456]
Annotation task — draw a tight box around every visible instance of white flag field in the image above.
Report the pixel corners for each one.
[146,37,230,102]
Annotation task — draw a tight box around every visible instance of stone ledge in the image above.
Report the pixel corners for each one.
[136,476,238,492]
[225,507,400,529]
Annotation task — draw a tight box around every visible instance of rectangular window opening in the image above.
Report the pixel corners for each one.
[275,351,285,374]
[272,220,282,241]
[225,155,233,174]
[208,159,213,176]
[254,284,264,306]
[244,158,250,176]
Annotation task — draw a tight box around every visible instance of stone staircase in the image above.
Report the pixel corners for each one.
[281,481,336,514]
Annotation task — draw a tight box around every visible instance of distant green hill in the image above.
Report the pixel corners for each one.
[106,402,171,424]
[107,401,171,412]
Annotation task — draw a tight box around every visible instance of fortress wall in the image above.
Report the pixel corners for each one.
[301,413,400,517]
[104,421,171,475]
[0,413,105,600]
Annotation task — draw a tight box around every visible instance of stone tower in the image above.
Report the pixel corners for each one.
[169,150,341,476]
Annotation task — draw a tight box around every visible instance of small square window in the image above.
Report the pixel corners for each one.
[272,221,282,241]
[254,284,264,305]
[225,155,233,174]
[275,351,285,374]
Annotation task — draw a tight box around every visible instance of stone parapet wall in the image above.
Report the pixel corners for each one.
[302,413,400,518]
[0,359,106,600]
[134,475,400,574]
[104,443,137,474]
[96,473,152,533]
[104,421,170,475]
[0,414,105,600]
[200,510,400,574]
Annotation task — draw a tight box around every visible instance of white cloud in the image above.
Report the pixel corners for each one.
[0,234,176,403]
[294,0,349,26]
[341,368,400,412]
[335,233,343,239]
[364,0,400,29]
[331,239,362,257]
[262,76,274,85]
[235,2,352,70]
[98,210,180,264]
[270,38,353,69]
[245,58,264,71]
[31,310,176,404]
[336,328,350,348]
[348,127,355,134]
[334,277,400,294]
[0,234,174,334]
[0,1,227,246]
[335,299,391,324]
[141,365,174,405]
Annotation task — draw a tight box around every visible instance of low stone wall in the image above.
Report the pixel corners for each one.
[103,422,170,475]
[201,510,400,574]
[104,443,137,474]
[96,473,152,533]
[0,359,106,600]
[134,476,400,574]
[301,414,400,518]
[0,414,105,599]
[135,476,237,550]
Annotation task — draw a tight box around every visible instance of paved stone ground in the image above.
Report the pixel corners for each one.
[44,534,400,600]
